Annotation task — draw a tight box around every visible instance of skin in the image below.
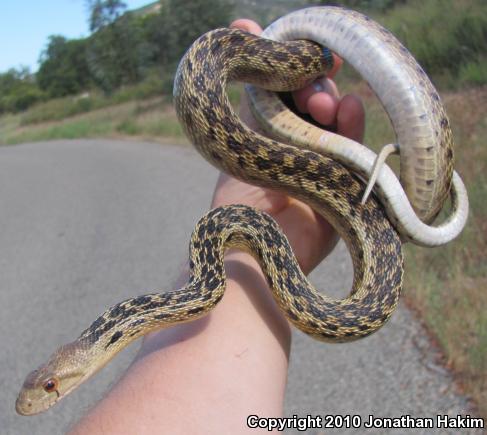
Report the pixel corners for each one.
[68,19,365,435]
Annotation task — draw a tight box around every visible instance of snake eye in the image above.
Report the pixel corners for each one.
[43,378,58,393]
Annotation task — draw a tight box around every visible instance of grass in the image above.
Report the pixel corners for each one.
[371,0,487,88]
[459,56,487,87]
[0,97,185,146]
[353,81,487,417]
[315,0,487,89]
[403,87,487,417]
[7,119,112,144]
[18,72,172,126]
[0,81,243,145]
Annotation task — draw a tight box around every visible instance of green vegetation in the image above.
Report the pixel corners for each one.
[0,97,184,145]
[341,82,487,418]
[0,0,233,114]
[86,2,149,93]
[312,0,487,88]
[37,36,91,97]
[0,68,46,113]
[404,88,487,418]
[373,0,487,88]
[2,0,484,117]
[19,72,169,125]
[0,81,242,145]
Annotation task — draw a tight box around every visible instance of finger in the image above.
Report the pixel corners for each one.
[318,77,340,99]
[336,94,365,143]
[292,77,340,127]
[229,19,262,35]
[291,83,316,113]
[307,91,339,126]
[292,77,339,114]
[307,77,340,125]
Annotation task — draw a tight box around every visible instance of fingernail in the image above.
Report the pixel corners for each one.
[313,81,324,92]
[322,78,340,99]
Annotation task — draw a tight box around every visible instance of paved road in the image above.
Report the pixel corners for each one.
[0,140,481,434]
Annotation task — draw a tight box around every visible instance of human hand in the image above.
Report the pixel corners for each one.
[212,18,365,275]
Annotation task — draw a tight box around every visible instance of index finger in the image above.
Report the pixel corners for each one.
[230,19,262,35]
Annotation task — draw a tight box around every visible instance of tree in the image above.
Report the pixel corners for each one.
[142,8,172,67]
[0,67,45,113]
[162,0,233,64]
[87,0,127,32]
[140,0,234,71]
[86,13,148,93]
[37,36,91,97]
[85,1,151,93]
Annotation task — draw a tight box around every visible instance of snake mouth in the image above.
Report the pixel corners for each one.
[15,391,61,415]
[15,395,54,416]
[15,397,32,416]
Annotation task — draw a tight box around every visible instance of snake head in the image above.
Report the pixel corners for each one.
[16,341,89,415]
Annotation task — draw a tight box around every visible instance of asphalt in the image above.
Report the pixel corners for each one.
[0,139,481,434]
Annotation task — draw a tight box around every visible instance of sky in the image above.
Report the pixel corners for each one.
[0,0,151,73]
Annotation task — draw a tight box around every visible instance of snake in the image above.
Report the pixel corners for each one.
[246,7,468,246]
[16,6,464,415]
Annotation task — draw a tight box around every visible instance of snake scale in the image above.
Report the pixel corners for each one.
[16,6,465,415]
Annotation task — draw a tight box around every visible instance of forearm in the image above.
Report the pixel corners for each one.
[68,250,291,435]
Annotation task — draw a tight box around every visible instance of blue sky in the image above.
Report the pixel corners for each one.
[0,0,151,73]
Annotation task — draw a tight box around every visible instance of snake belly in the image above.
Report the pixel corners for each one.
[16,27,404,415]
[256,6,454,223]
[247,7,469,247]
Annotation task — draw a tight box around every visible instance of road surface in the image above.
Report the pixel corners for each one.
[0,140,481,434]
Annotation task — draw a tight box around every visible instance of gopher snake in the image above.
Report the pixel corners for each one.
[17,7,464,415]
